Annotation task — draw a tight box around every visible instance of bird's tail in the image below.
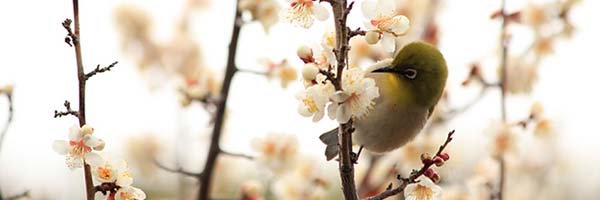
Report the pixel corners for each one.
[319,128,339,161]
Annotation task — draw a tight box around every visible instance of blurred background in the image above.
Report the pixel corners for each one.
[1,0,599,199]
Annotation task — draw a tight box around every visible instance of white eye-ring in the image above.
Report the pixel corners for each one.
[403,68,418,79]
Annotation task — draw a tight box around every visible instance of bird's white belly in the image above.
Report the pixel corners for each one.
[353,75,429,153]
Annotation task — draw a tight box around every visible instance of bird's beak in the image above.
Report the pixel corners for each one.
[371,66,395,73]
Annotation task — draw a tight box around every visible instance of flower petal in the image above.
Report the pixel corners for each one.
[85,152,104,166]
[391,15,410,35]
[327,103,338,120]
[380,33,396,52]
[361,0,377,19]
[52,140,70,155]
[69,125,82,141]
[331,91,350,102]
[117,172,134,187]
[312,110,325,122]
[83,134,101,148]
[336,104,352,123]
[311,3,329,21]
[376,0,396,16]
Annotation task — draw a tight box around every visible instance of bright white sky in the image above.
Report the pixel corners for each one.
[1,0,599,199]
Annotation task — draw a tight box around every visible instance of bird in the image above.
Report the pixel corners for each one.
[320,41,448,160]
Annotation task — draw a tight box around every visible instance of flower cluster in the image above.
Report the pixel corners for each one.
[53,125,146,199]
[93,155,146,200]
[295,45,380,123]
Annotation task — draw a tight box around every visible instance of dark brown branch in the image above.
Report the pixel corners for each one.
[197,0,244,199]
[367,130,455,200]
[348,27,366,38]
[219,149,254,160]
[154,159,203,179]
[327,0,359,199]
[54,100,79,118]
[85,61,118,81]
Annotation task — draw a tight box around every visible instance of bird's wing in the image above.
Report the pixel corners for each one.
[319,128,339,161]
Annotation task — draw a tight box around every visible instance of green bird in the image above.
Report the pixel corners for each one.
[320,41,448,160]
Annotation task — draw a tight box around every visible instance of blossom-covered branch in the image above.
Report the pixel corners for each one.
[366,130,454,200]
[53,1,145,199]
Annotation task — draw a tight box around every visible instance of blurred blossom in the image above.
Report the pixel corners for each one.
[320,30,337,67]
[124,134,162,176]
[487,121,520,157]
[327,67,380,123]
[268,60,299,88]
[503,58,538,95]
[178,70,221,107]
[52,125,103,169]
[404,177,442,200]
[534,118,555,138]
[0,84,14,94]
[241,180,264,200]
[521,3,559,31]
[239,0,280,32]
[361,0,410,52]
[282,0,329,29]
[252,133,299,173]
[272,160,329,200]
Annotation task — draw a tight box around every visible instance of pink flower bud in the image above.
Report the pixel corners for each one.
[439,153,450,161]
[421,153,433,165]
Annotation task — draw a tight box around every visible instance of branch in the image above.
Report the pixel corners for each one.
[367,130,455,200]
[497,0,510,199]
[348,27,366,38]
[237,68,268,76]
[197,0,244,199]
[220,149,254,160]
[85,61,118,81]
[0,90,15,200]
[54,100,79,118]
[154,159,203,179]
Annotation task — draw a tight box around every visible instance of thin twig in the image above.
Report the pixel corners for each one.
[0,91,14,200]
[237,68,268,76]
[154,159,203,179]
[367,130,455,200]
[85,61,118,80]
[54,100,79,118]
[197,0,244,199]
[219,149,254,160]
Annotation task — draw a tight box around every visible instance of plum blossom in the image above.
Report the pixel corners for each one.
[296,82,334,122]
[361,0,410,52]
[328,67,380,123]
[92,155,146,200]
[282,0,329,28]
[404,177,442,200]
[53,125,104,169]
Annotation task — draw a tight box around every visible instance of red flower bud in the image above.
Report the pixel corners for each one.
[439,153,450,161]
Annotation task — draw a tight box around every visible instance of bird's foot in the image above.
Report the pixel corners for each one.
[351,145,364,164]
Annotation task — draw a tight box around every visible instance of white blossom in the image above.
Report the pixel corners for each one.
[404,177,442,200]
[52,125,103,169]
[361,0,410,52]
[296,83,334,122]
[328,67,379,123]
[282,0,329,28]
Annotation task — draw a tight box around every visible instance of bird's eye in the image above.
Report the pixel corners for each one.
[403,68,418,79]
